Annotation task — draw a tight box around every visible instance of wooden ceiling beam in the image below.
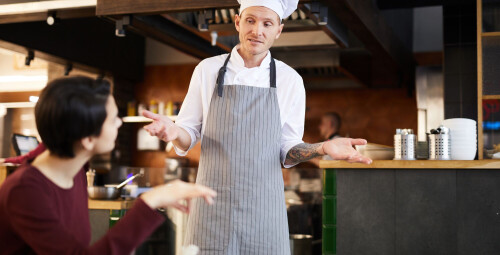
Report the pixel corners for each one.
[0,18,145,81]
[126,15,227,59]
[96,0,313,16]
[0,7,96,24]
[299,3,349,48]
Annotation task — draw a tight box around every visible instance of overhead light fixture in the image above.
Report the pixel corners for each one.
[318,6,328,25]
[115,16,130,37]
[29,96,39,103]
[46,11,59,26]
[64,63,73,76]
[25,50,34,66]
[210,31,218,46]
[309,1,328,26]
[198,9,215,32]
[97,72,105,81]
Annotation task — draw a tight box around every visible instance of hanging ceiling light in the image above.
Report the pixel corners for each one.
[198,9,215,32]
[25,50,34,66]
[46,11,59,26]
[115,16,130,37]
[64,63,73,76]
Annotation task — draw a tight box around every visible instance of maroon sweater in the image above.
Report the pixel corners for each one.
[0,164,165,254]
[4,143,46,165]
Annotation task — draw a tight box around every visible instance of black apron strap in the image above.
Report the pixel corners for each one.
[216,53,232,97]
[270,57,277,88]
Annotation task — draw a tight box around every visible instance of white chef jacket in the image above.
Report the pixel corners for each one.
[174,44,305,168]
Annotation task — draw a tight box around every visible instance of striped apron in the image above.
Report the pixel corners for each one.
[184,53,290,255]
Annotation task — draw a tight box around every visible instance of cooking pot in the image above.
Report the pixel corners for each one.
[88,172,143,200]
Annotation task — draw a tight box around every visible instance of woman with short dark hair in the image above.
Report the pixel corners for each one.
[0,76,216,254]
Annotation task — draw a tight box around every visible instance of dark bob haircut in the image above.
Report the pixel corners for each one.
[35,76,111,158]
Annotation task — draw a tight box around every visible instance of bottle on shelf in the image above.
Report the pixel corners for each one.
[166,101,173,116]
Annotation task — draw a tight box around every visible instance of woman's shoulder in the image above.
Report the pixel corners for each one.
[0,164,48,207]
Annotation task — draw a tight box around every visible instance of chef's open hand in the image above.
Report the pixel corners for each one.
[141,180,217,213]
[322,138,372,164]
[142,110,179,142]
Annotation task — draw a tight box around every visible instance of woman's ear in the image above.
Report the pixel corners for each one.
[80,136,95,152]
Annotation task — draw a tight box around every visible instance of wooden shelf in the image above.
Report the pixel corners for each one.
[482,31,500,37]
[319,160,500,169]
[482,95,500,100]
[122,115,177,123]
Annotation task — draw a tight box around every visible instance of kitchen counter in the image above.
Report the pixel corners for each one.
[88,199,135,210]
[0,164,19,187]
[321,159,500,255]
[319,159,500,169]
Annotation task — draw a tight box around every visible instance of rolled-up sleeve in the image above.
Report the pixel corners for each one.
[280,76,306,168]
[174,65,203,156]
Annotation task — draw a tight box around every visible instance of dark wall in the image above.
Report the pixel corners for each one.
[0,18,144,169]
[335,169,500,255]
[443,0,477,120]
[0,17,145,82]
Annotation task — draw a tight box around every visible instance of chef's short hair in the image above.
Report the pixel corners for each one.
[35,76,111,158]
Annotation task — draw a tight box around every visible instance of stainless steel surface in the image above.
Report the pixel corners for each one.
[394,129,416,160]
[116,172,143,189]
[88,171,143,200]
[416,66,444,142]
[87,186,121,200]
[427,126,451,160]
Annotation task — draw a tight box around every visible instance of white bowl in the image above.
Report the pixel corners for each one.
[443,118,477,126]
[449,129,477,132]
[451,149,477,158]
[451,155,476,160]
[451,141,477,144]
[451,149,477,154]
[448,127,477,131]
[451,137,477,140]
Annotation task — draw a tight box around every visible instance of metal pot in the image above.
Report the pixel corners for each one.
[88,172,143,200]
[289,234,312,255]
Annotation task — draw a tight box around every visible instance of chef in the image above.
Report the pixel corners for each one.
[142,0,372,253]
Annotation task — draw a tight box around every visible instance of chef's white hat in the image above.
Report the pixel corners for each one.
[237,0,299,20]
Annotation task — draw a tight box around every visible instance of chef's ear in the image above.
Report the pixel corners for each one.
[235,14,241,32]
[80,136,96,152]
[275,23,284,39]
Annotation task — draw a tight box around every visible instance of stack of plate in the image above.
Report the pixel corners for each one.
[442,118,477,160]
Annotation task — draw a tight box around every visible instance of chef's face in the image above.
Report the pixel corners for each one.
[235,6,284,57]
[92,96,122,154]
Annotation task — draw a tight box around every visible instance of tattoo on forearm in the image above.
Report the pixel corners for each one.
[285,143,322,165]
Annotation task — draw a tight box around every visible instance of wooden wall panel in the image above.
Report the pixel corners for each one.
[133,64,200,168]
[0,91,40,103]
[134,65,417,168]
[304,89,417,146]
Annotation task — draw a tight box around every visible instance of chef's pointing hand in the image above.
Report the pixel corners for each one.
[322,138,372,164]
[142,110,179,142]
